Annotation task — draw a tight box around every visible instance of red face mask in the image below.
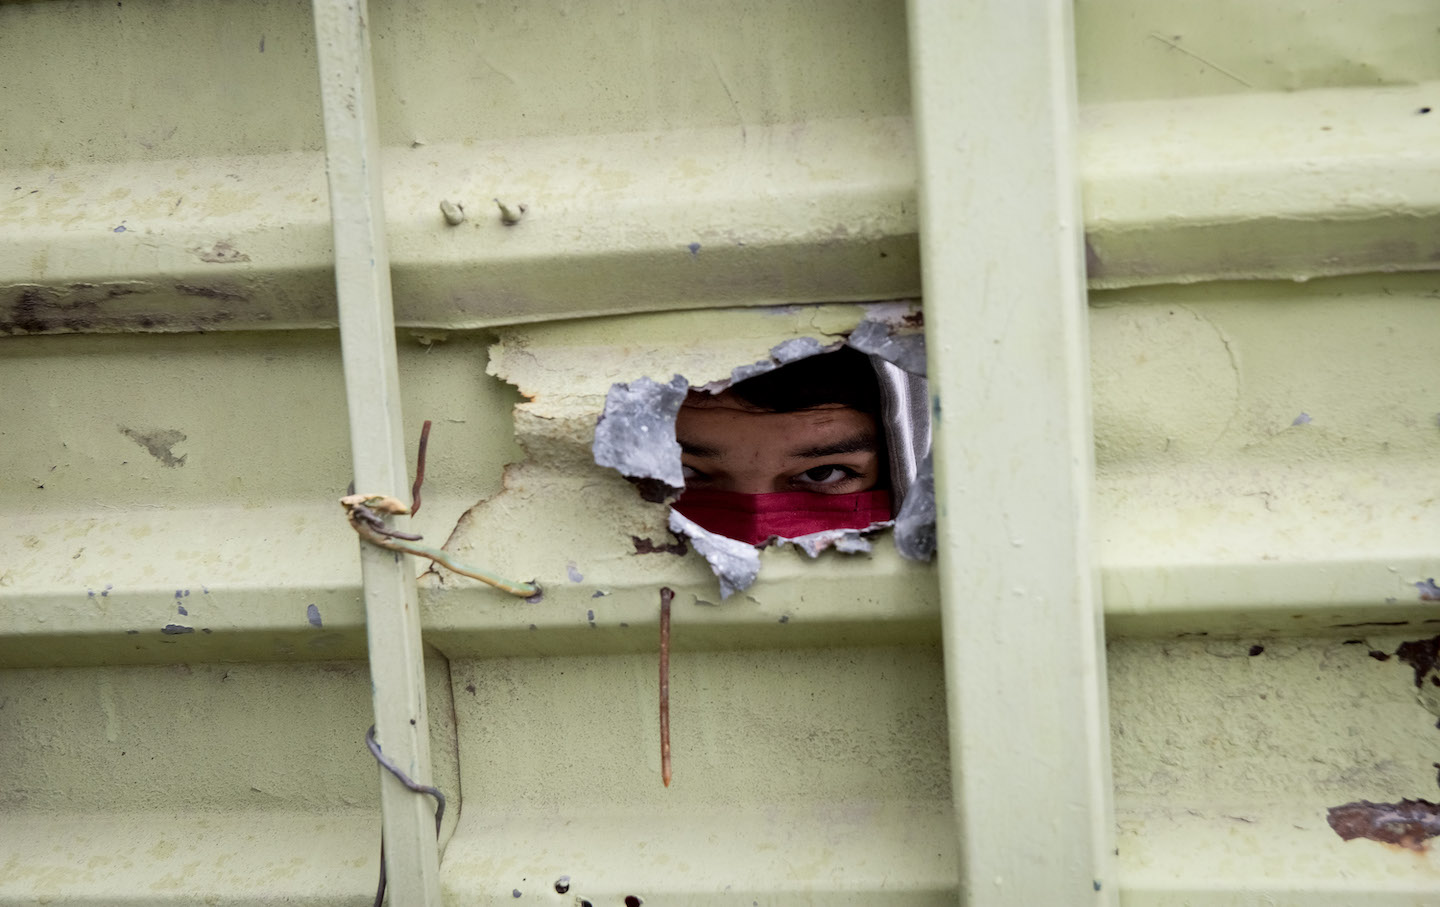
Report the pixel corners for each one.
[672,489,892,546]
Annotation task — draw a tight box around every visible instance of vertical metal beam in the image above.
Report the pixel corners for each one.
[905,1,1117,903]
[311,0,443,903]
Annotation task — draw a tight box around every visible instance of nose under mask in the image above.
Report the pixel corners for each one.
[672,489,893,546]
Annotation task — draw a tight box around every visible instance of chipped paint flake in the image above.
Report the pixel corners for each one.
[1327,799,1440,851]
[119,426,187,468]
[192,240,251,264]
[1395,635,1440,689]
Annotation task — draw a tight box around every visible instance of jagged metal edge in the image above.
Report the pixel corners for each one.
[849,314,935,560]
[893,451,936,561]
[591,374,688,488]
[845,318,926,376]
[772,522,893,558]
[600,312,935,598]
[668,509,760,599]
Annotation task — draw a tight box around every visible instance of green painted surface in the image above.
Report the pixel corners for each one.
[1093,276,1440,636]
[0,658,458,904]
[2,0,1440,902]
[1111,635,1440,904]
[1075,0,1440,102]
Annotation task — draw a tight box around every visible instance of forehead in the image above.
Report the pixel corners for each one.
[676,400,875,447]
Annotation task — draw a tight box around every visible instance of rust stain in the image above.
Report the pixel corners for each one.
[1327,799,1440,851]
[632,534,688,557]
[626,475,683,504]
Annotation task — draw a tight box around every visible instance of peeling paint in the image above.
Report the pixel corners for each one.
[119,427,187,468]
[1394,635,1440,689]
[191,240,250,264]
[858,300,923,329]
[631,534,687,556]
[590,311,934,593]
[1394,634,1440,722]
[1327,799,1440,851]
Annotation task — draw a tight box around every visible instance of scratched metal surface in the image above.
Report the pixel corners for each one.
[1110,635,1440,902]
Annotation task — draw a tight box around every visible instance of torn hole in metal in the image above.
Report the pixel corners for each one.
[593,311,935,598]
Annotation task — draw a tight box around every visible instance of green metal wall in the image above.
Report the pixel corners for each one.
[3,1,1439,904]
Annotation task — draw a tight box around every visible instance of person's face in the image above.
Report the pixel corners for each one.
[675,395,882,495]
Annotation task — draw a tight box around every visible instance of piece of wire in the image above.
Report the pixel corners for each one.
[341,494,539,598]
[366,724,445,907]
[410,420,432,516]
[366,725,446,835]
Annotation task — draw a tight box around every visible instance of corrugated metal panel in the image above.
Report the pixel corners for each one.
[3,1,1438,904]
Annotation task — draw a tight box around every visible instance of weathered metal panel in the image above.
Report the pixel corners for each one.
[3,0,1439,903]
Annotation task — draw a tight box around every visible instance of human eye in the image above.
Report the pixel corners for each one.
[681,463,712,484]
[793,464,861,489]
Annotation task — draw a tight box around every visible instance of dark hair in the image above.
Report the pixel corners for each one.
[726,346,880,415]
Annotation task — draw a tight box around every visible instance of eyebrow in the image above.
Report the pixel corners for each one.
[680,432,878,461]
[788,432,878,460]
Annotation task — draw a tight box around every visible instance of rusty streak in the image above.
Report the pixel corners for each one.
[1327,799,1440,851]
[660,586,673,788]
[411,419,432,516]
[632,533,688,556]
